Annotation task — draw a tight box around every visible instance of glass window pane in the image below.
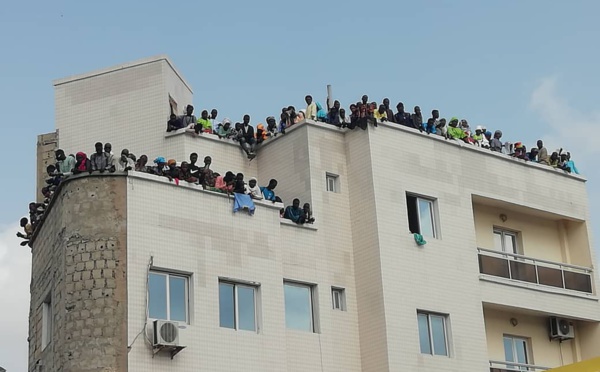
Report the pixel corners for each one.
[494,231,503,251]
[430,315,447,356]
[418,199,435,238]
[148,273,167,320]
[505,234,517,254]
[219,283,235,329]
[418,313,432,354]
[169,276,187,322]
[515,339,528,364]
[238,286,256,331]
[504,337,515,363]
[284,284,312,331]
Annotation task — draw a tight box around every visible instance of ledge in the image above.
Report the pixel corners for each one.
[279,218,318,230]
[479,274,598,301]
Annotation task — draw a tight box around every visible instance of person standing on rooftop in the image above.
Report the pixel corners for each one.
[361,95,368,106]
[210,109,219,134]
[383,98,395,123]
[394,102,411,127]
[327,100,342,126]
[305,95,317,121]
[181,105,197,129]
[196,110,212,134]
[412,106,424,132]
[537,140,550,165]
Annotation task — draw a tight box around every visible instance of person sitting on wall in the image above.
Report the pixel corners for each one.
[265,116,279,137]
[303,203,315,224]
[210,109,220,134]
[55,149,76,176]
[296,109,305,123]
[255,124,268,145]
[104,143,116,172]
[316,102,328,122]
[239,114,257,159]
[16,217,33,246]
[180,104,197,129]
[472,126,485,147]
[216,118,235,139]
[90,142,111,173]
[195,110,212,134]
[339,108,350,128]
[284,198,306,224]
[29,202,45,229]
[198,156,216,188]
[260,179,282,203]
[151,157,172,181]
[167,113,184,132]
[394,102,411,127]
[435,118,447,138]
[135,155,150,172]
[166,159,180,179]
[526,147,539,162]
[327,100,342,127]
[564,152,579,174]
[128,153,137,162]
[382,98,395,123]
[246,177,263,200]
[178,162,198,183]
[114,149,134,171]
[512,142,528,160]
[490,130,504,152]
[72,152,91,174]
[374,104,388,122]
[45,165,62,191]
[446,117,468,142]
[233,173,246,194]
[536,140,550,165]
[412,106,424,132]
[213,171,235,194]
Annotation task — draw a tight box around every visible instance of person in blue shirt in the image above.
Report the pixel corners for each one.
[563,152,579,174]
[284,198,306,224]
[260,179,282,203]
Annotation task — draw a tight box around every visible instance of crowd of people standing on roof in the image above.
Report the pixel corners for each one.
[167,94,580,174]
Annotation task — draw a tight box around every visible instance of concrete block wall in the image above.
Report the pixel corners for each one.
[36,132,58,203]
[28,176,128,372]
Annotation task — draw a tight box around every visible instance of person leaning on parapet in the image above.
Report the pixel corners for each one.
[199,156,216,188]
[447,117,468,142]
[215,118,235,139]
[166,113,184,132]
[260,179,282,203]
[490,130,503,152]
[195,110,212,134]
[55,149,76,176]
[210,109,220,134]
[246,177,263,200]
[412,106,424,132]
[72,152,91,174]
[536,140,550,165]
[374,104,388,122]
[135,155,150,173]
[104,143,116,172]
[303,203,315,224]
[327,100,342,127]
[180,105,197,129]
[265,116,279,137]
[284,198,306,225]
[394,102,411,128]
[115,149,134,171]
[382,98,395,123]
[90,142,111,173]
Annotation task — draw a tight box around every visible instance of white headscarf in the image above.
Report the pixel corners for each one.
[246,177,263,199]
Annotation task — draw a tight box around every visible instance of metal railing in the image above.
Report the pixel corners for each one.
[489,359,550,371]
[478,248,593,294]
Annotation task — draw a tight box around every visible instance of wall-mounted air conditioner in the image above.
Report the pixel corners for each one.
[549,317,574,340]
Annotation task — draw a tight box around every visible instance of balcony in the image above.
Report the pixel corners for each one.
[478,248,593,294]
[489,360,550,371]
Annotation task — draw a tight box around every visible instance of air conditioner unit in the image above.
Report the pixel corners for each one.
[153,320,181,347]
[549,317,574,340]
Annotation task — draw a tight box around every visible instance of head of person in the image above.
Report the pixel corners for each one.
[224,171,235,183]
[475,125,483,135]
[396,102,405,112]
[46,164,56,175]
[484,131,492,140]
[223,121,231,130]
[361,95,368,104]
[236,173,244,181]
[249,177,257,188]
[268,179,278,190]
[340,108,346,118]
[383,98,390,108]
[494,130,503,139]
[243,115,250,125]
[139,155,148,165]
[169,113,177,121]
[349,104,357,114]
[210,109,218,119]
[378,104,386,114]
[292,198,300,208]
[266,116,276,127]
[104,143,112,154]
[370,102,377,110]
[120,149,129,161]
[305,95,313,105]
[94,142,103,154]
[449,117,459,127]
[537,140,544,149]
[201,110,209,120]
[334,100,340,110]
[180,161,189,172]
[303,202,311,211]
[460,119,468,128]
[560,153,568,161]
[297,110,305,119]
[566,152,571,160]
[29,202,37,212]
[128,153,137,162]
[55,149,66,161]
[551,151,559,161]
[154,157,167,169]
[414,106,421,115]
[204,156,212,166]
[167,159,177,169]
[186,105,194,115]
[76,152,86,162]
[20,217,28,227]
[437,118,447,128]
[432,110,439,119]
[235,122,242,131]
[190,152,198,164]
[530,148,539,156]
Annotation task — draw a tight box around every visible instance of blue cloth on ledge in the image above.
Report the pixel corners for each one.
[233,193,255,215]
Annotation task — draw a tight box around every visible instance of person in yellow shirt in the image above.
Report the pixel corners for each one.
[195,110,212,134]
[374,104,388,121]
[305,95,317,120]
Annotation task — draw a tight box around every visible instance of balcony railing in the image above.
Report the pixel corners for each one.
[478,248,593,294]
[489,360,550,371]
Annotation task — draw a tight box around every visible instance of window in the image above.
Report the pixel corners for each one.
[417,312,449,356]
[219,281,258,332]
[148,271,189,323]
[407,194,438,238]
[494,228,519,255]
[503,335,530,370]
[331,287,346,311]
[41,293,52,350]
[284,281,316,332]
[326,173,339,193]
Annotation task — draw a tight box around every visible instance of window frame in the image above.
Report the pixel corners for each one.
[331,287,346,311]
[493,228,521,255]
[218,280,259,332]
[326,173,339,193]
[406,193,439,239]
[417,311,450,357]
[148,270,190,324]
[503,334,531,369]
[41,292,53,350]
[283,280,318,333]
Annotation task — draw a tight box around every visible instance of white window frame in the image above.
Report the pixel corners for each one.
[41,292,52,350]
[219,280,259,332]
[331,287,346,311]
[326,173,339,193]
[494,228,520,255]
[284,281,318,333]
[407,194,439,238]
[148,271,190,324]
[418,311,449,356]
[503,335,530,370]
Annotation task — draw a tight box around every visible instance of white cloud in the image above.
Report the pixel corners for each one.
[530,77,600,161]
[0,222,32,372]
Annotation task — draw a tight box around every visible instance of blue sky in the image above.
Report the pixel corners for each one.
[1,1,599,370]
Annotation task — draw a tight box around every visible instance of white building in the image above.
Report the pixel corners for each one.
[28,56,600,372]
